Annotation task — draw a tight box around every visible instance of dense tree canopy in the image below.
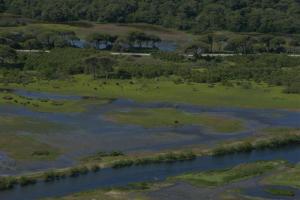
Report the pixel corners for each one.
[2,0,300,34]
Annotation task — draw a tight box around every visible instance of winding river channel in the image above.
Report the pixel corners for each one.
[1,146,300,200]
[0,89,300,199]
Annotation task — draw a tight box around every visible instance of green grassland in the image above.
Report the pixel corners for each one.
[106,108,244,133]
[0,133,60,161]
[4,75,300,110]
[0,115,65,134]
[172,160,286,187]
[264,188,295,197]
[0,116,63,161]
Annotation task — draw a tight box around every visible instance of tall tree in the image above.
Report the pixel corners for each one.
[0,45,17,64]
[84,56,116,79]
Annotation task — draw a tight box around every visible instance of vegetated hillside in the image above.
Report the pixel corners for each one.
[1,0,300,34]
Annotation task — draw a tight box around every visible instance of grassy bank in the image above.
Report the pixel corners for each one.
[111,151,196,169]
[263,164,300,188]
[265,188,295,197]
[42,184,154,200]
[172,160,285,187]
[43,160,288,200]
[0,128,299,191]
[212,128,300,156]
[3,75,300,110]
[107,108,244,133]
[0,151,196,191]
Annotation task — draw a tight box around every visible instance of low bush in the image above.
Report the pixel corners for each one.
[43,171,66,182]
[0,177,17,190]
[112,151,196,169]
[18,176,37,186]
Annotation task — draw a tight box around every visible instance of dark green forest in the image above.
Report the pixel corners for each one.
[0,0,300,94]
[2,0,300,34]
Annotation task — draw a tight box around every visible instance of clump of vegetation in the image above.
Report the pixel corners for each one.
[213,132,300,156]
[213,141,253,156]
[68,166,89,177]
[43,171,66,182]
[127,182,151,190]
[91,165,100,172]
[82,151,124,162]
[18,176,37,186]
[112,151,196,169]
[0,177,17,190]
[32,150,50,156]
[265,188,295,197]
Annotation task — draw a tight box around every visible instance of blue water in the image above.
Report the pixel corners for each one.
[70,39,177,52]
[14,89,82,101]
[1,146,300,200]
[1,90,300,199]
[245,185,300,200]
[0,89,300,175]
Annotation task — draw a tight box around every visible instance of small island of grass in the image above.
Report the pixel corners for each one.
[171,160,286,187]
[106,108,245,133]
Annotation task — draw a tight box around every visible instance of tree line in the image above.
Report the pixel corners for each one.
[1,0,300,34]
[1,48,300,94]
[0,26,162,52]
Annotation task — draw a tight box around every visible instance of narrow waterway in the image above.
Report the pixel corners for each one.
[1,146,300,200]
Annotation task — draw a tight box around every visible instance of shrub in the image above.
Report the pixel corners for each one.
[0,177,17,190]
[18,176,37,186]
[43,171,66,182]
[91,165,100,172]
[112,151,196,169]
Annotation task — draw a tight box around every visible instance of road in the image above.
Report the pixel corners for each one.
[16,50,300,57]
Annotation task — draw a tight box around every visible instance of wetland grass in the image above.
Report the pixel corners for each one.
[265,188,295,197]
[213,132,300,156]
[172,160,285,187]
[107,108,245,133]
[112,151,196,169]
